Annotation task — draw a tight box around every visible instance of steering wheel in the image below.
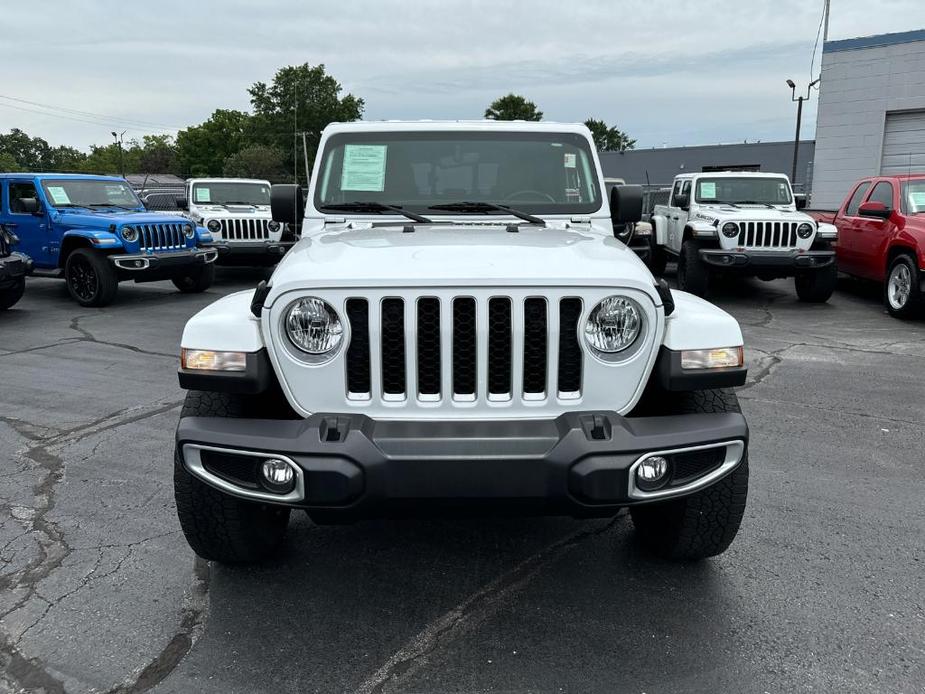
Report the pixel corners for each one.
[504,190,556,203]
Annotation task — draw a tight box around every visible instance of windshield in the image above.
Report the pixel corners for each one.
[902,180,925,214]
[192,182,270,206]
[314,131,601,216]
[40,179,142,209]
[694,177,793,205]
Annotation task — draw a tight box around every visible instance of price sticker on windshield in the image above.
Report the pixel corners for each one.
[47,186,71,205]
[341,145,388,192]
[195,187,211,203]
[699,182,717,199]
[909,191,925,209]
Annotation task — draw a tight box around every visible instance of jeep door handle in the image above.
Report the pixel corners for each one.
[5,222,17,228]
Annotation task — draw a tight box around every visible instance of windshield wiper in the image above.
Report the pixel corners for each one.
[88,203,135,210]
[736,200,776,209]
[427,201,546,226]
[710,200,740,208]
[221,201,260,206]
[322,202,432,223]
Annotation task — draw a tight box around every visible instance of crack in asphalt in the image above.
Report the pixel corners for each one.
[353,515,623,694]
[69,316,177,359]
[0,398,189,694]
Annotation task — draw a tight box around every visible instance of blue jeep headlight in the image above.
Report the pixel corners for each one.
[183,223,195,239]
[121,225,138,243]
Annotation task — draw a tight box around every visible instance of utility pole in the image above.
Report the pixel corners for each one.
[111,130,125,178]
[823,0,831,42]
[786,79,819,186]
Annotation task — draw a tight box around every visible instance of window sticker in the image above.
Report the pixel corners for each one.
[564,153,577,168]
[104,184,124,197]
[341,144,388,192]
[195,187,211,203]
[47,186,71,205]
[699,181,717,199]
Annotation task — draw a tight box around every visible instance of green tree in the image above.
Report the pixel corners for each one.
[584,118,636,152]
[175,109,251,177]
[0,151,21,171]
[247,63,364,179]
[223,145,288,182]
[0,128,87,171]
[484,94,543,121]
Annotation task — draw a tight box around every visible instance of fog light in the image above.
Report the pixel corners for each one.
[260,459,295,493]
[636,456,669,491]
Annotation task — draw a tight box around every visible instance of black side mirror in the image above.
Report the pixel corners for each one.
[271,184,306,226]
[19,198,42,215]
[857,201,892,219]
[176,197,189,211]
[610,184,643,229]
[794,195,807,210]
[674,193,689,210]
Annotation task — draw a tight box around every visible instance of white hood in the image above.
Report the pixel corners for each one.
[695,204,812,223]
[266,223,658,304]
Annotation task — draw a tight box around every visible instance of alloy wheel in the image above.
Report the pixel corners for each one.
[69,257,98,302]
[887,263,911,310]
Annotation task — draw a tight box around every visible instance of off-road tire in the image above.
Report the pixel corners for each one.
[0,277,25,310]
[677,240,710,296]
[883,254,922,319]
[65,248,119,307]
[648,235,668,276]
[172,262,215,293]
[795,263,837,303]
[174,390,291,563]
[630,388,748,560]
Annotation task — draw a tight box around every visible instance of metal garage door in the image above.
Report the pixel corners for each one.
[880,110,925,175]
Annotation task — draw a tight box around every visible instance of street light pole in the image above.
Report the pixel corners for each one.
[786,79,819,187]
[111,130,125,178]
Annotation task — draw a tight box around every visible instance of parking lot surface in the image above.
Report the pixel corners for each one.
[1,269,923,694]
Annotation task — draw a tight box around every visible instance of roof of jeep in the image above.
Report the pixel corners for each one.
[674,171,792,180]
[0,173,127,181]
[322,120,592,135]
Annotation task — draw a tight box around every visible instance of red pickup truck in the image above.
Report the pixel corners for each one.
[808,174,925,318]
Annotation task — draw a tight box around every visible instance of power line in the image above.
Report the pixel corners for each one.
[809,0,827,84]
[0,101,167,131]
[0,94,183,131]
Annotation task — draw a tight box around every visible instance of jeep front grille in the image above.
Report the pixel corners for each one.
[217,218,270,240]
[138,223,185,251]
[344,295,584,403]
[737,221,799,249]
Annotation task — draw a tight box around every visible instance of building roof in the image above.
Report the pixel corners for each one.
[824,29,925,53]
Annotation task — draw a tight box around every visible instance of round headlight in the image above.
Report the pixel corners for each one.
[268,220,281,232]
[207,219,221,233]
[721,222,739,238]
[584,296,642,354]
[285,298,343,355]
[183,223,195,239]
[120,225,138,243]
[797,223,814,239]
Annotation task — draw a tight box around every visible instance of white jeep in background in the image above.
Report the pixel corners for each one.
[180,178,295,266]
[173,121,751,565]
[650,172,838,302]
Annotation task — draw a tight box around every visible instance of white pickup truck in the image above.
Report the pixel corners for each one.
[650,172,838,301]
[173,121,751,565]
[180,178,295,266]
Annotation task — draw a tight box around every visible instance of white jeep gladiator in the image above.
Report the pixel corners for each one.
[174,121,751,564]
[650,172,838,301]
[180,178,295,266]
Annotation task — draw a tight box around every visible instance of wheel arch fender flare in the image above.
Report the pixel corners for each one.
[650,214,668,245]
[181,290,266,353]
[59,230,106,267]
[662,290,743,351]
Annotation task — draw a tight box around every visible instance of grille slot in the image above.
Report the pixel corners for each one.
[738,221,798,249]
[452,298,477,397]
[345,299,371,397]
[381,299,406,397]
[488,298,512,396]
[522,298,548,395]
[417,298,441,397]
[138,223,184,251]
[557,298,583,395]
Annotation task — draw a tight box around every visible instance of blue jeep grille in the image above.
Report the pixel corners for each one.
[138,223,185,252]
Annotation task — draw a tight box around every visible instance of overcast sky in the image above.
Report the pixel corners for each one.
[1,0,922,151]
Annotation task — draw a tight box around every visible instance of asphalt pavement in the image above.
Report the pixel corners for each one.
[1,268,923,694]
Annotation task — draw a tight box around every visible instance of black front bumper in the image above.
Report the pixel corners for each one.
[176,411,748,519]
[0,253,31,285]
[213,241,295,265]
[700,248,835,271]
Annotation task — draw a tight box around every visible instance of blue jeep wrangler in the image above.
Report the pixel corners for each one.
[0,174,218,307]
[0,222,31,310]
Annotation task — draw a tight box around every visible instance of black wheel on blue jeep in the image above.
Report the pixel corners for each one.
[65,248,119,307]
[677,239,709,296]
[630,388,749,560]
[174,390,291,563]
[0,277,26,310]
[172,262,215,294]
